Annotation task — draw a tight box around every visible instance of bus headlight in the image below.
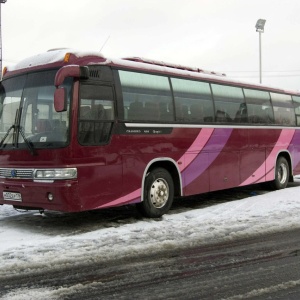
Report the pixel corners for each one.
[34,168,77,180]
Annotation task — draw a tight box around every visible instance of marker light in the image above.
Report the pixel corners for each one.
[47,193,54,201]
[64,53,71,63]
[2,66,7,77]
[34,168,77,180]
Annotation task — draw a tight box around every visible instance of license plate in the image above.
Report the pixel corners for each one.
[3,191,22,202]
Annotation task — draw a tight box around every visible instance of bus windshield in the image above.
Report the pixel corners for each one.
[0,70,73,151]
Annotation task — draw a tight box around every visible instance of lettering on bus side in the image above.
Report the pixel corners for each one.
[120,125,172,135]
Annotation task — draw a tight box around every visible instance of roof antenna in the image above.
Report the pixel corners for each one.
[100,35,110,52]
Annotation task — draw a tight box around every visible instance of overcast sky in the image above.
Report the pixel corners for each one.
[2,0,300,90]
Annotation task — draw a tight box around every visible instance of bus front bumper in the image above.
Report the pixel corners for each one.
[0,179,81,212]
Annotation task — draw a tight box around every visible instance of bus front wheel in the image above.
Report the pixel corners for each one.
[137,168,174,218]
[272,156,289,190]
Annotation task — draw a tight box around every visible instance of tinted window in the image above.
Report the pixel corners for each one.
[243,89,274,124]
[119,71,174,122]
[292,95,300,126]
[79,85,114,145]
[270,93,295,126]
[211,84,245,123]
[171,78,214,123]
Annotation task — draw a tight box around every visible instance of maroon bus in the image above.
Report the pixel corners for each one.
[0,49,300,217]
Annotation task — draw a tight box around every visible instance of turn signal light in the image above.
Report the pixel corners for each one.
[2,66,7,77]
[64,53,71,63]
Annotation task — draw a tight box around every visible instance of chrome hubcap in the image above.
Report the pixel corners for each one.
[278,163,288,184]
[149,178,169,208]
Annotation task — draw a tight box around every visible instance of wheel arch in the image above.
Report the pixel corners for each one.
[141,158,182,201]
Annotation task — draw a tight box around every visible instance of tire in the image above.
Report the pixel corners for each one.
[137,168,174,218]
[272,156,289,190]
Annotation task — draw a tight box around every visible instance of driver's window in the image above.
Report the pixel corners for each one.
[78,84,115,145]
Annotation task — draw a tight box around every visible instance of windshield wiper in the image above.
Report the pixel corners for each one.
[15,107,36,156]
[0,124,36,155]
[0,108,19,149]
[0,107,35,155]
[0,124,15,148]
[18,125,36,156]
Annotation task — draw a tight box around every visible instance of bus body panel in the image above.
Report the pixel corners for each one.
[0,127,300,212]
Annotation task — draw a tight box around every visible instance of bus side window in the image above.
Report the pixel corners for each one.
[215,109,232,123]
[80,106,91,119]
[293,96,300,126]
[79,105,93,143]
[215,110,226,122]
[128,101,144,120]
[145,101,160,121]
[244,89,273,124]
[271,93,295,126]
[171,77,213,123]
[235,103,248,123]
[190,103,203,122]
[119,70,174,123]
[159,102,173,121]
[78,84,115,145]
[93,104,107,142]
[79,101,114,144]
[176,104,189,122]
[211,84,245,124]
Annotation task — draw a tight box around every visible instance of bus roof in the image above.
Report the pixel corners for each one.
[3,48,300,96]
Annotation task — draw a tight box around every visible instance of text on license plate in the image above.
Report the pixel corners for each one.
[3,191,22,201]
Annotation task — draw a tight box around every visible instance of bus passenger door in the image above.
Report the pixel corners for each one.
[76,83,122,210]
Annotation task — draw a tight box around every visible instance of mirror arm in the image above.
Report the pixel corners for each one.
[54,65,89,112]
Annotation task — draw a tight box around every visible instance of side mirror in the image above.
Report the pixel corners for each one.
[55,65,89,87]
[54,87,67,112]
[54,65,89,112]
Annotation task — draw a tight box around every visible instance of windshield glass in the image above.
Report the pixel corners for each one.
[0,70,72,150]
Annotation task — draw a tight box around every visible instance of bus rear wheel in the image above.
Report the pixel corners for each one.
[272,156,289,190]
[137,168,174,218]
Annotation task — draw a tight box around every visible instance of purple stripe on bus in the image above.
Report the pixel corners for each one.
[182,128,233,186]
[288,130,300,168]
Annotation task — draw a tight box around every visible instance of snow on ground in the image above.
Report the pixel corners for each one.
[1,179,300,286]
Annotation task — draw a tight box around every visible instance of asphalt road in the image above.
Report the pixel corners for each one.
[2,228,300,299]
[66,229,300,300]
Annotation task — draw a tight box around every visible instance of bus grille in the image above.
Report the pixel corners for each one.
[0,168,34,179]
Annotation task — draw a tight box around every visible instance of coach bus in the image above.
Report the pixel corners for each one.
[0,49,300,217]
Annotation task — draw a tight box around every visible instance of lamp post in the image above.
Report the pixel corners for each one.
[255,19,266,84]
[0,0,7,77]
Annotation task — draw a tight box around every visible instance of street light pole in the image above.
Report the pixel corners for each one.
[255,19,266,84]
[258,30,262,83]
[0,0,7,77]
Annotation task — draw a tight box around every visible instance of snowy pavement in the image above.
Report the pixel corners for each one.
[1,179,300,299]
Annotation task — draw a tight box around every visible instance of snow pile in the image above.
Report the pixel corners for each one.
[0,180,300,279]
